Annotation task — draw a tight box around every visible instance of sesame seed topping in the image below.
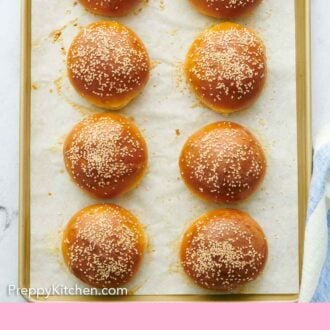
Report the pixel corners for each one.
[195,0,260,12]
[186,23,266,112]
[181,209,267,291]
[180,121,266,203]
[63,114,148,198]
[63,204,145,288]
[67,21,149,106]
[79,0,141,16]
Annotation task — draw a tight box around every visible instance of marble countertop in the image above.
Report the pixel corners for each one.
[0,0,328,302]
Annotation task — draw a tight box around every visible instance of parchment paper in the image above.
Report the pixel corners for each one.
[30,0,299,295]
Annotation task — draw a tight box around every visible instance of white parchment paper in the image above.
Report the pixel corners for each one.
[30,0,299,295]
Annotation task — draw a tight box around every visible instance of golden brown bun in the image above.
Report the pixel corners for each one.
[180,209,268,291]
[78,0,141,17]
[63,113,148,199]
[179,121,266,204]
[185,22,267,114]
[62,204,146,288]
[67,21,150,110]
[189,0,262,19]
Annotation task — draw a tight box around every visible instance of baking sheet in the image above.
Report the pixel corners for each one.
[30,0,299,295]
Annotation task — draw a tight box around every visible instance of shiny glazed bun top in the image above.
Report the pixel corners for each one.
[185,22,267,114]
[67,21,150,110]
[78,0,142,17]
[179,121,266,204]
[189,0,262,19]
[63,113,148,199]
[62,204,146,288]
[180,209,268,291]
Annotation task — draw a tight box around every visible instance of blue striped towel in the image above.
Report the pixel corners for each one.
[300,125,330,302]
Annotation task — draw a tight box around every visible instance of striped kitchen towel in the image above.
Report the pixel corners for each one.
[300,124,330,302]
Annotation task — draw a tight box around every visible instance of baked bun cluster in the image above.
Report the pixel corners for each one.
[78,0,141,17]
[185,22,267,114]
[62,204,146,288]
[180,209,268,291]
[179,121,266,204]
[60,2,270,293]
[67,21,150,110]
[189,0,262,19]
[63,113,148,199]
